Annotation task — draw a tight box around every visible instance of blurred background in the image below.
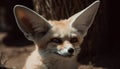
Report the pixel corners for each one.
[0,0,120,69]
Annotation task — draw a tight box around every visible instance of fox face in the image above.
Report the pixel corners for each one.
[13,1,100,58]
[38,20,83,57]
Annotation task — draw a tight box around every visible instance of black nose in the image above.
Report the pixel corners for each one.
[68,48,74,54]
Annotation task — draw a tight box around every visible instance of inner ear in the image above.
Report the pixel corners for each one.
[68,0,100,37]
[20,16,33,33]
[14,5,51,40]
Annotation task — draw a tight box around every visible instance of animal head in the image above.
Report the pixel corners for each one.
[13,0,100,58]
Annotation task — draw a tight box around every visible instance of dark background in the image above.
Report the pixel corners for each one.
[0,0,120,69]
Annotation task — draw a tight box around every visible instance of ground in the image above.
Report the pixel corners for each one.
[0,33,33,69]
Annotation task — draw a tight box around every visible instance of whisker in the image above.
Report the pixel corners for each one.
[75,48,81,51]
[45,48,57,51]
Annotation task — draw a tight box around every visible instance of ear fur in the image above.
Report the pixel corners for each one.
[13,5,51,41]
[69,0,100,37]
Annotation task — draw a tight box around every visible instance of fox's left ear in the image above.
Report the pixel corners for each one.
[69,0,100,37]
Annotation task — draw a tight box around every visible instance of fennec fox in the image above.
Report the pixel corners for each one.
[13,0,100,69]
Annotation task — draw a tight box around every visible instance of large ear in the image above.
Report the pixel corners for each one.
[69,0,100,37]
[13,5,51,41]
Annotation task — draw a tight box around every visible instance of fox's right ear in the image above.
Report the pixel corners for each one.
[13,5,51,41]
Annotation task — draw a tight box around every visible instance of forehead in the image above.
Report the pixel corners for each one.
[48,20,78,38]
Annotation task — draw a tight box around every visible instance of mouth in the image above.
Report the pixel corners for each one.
[54,52,73,57]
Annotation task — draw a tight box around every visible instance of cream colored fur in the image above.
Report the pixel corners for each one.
[13,0,100,69]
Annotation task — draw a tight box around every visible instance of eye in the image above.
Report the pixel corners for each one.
[70,37,78,43]
[50,38,62,44]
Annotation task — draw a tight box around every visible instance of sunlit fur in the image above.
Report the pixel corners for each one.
[23,20,83,69]
[13,1,100,69]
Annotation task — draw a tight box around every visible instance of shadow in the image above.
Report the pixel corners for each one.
[0,0,34,46]
[78,0,120,69]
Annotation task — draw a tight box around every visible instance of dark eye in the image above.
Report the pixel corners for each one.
[50,38,62,44]
[70,37,78,43]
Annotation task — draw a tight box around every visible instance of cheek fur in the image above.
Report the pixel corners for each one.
[57,45,65,50]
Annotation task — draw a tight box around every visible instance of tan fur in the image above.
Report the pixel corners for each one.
[23,20,82,69]
[13,1,100,69]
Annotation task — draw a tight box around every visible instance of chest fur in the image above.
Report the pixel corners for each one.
[25,50,79,69]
